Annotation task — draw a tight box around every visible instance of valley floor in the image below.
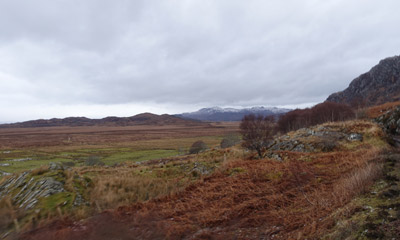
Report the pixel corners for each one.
[15,120,398,240]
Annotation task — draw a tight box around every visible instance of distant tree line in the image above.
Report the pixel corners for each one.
[277,102,354,133]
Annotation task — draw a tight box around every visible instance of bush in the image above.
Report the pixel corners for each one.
[62,161,75,167]
[189,140,208,154]
[220,134,241,149]
[84,156,105,166]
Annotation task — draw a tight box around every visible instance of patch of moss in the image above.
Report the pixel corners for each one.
[228,167,246,176]
[102,149,180,165]
[264,171,283,180]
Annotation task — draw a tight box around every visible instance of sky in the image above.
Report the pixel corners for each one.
[1,0,400,123]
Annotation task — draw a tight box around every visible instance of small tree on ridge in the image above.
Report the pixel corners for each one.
[240,114,276,158]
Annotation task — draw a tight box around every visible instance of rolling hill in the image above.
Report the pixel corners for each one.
[0,113,204,128]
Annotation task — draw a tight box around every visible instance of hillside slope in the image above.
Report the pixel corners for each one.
[327,55,400,107]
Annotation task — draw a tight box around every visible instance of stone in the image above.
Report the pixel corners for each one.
[293,144,306,152]
[266,152,283,161]
[49,162,63,170]
[348,133,363,141]
[0,170,11,176]
[73,193,85,206]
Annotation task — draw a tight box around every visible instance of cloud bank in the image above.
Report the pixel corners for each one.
[1,0,400,122]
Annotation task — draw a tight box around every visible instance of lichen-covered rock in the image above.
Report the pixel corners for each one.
[348,133,363,141]
[191,162,213,176]
[49,162,64,170]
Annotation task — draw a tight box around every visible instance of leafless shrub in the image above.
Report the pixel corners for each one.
[240,114,276,158]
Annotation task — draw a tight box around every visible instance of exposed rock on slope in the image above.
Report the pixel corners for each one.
[327,55,400,107]
[0,173,64,210]
[375,105,400,136]
[267,121,380,156]
[0,166,89,235]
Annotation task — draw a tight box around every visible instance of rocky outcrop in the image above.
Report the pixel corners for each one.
[375,106,400,136]
[0,172,64,210]
[266,121,370,159]
[0,168,89,213]
[327,55,400,107]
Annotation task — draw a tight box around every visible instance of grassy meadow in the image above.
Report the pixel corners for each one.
[0,124,236,175]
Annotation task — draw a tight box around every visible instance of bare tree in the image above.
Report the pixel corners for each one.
[240,114,276,158]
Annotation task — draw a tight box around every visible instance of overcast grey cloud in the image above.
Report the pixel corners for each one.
[1,0,400,122]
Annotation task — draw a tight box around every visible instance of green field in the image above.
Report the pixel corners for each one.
[0,136,226,175]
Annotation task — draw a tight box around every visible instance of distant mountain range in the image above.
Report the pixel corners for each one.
[327,55,400,107]
[0,113,205,128]
[175,106,291,122]
[0,106,291,128]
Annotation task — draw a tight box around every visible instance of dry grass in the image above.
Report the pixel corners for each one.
[89,171,188,211]
[332,162,383,205]
[0,197,15,232]
[0,123,238,149]
[26,145,385,240]
[30,165,49,176]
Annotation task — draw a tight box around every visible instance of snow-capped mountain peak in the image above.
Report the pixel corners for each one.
[177,106,291,122]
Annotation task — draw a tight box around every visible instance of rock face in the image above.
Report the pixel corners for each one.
[375,106,400,136]
[327,55,400,107]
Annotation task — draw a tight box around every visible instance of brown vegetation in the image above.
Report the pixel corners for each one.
[21,136,386,240]
[0,123,239,149]
[367,101,400,118]
[30,166,49,176]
